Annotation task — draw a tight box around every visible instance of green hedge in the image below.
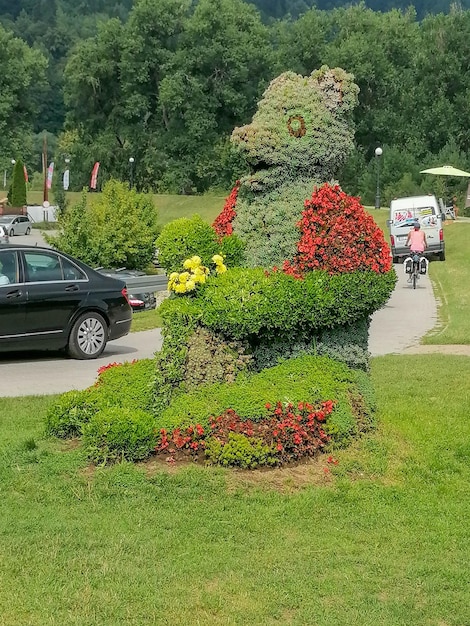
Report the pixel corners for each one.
[156,354,375,447]
[45,359,155,438]
[83,407,156,464]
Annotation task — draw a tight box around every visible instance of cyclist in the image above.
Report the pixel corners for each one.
[405,221,427,283]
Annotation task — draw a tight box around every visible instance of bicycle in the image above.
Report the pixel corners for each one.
[404,252,428,289]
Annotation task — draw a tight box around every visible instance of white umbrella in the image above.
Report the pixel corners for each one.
[420,165,470,177]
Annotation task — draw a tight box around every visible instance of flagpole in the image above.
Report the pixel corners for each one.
[43,133,48,204]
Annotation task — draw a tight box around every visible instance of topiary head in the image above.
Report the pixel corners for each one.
[231,66,359,189]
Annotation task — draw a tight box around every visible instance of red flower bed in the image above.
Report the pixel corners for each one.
[284,183,392,276]
[156,399,336,466]
[212,181,240,239]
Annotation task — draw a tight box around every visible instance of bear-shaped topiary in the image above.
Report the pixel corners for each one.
[214,66,367,269]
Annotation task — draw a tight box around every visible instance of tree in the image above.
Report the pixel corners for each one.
[0,24,48,168]
[46,180,159,270]
[8,158,27,207]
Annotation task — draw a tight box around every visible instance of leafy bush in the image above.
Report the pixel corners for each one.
[44,389,99,438]
[45,359,155,438]
[196,267,396,340]
[156,215,220,274]
[156,355,367,447]
[83,407,156,464]
[95,359,155,413]
[205,432,277,469]
[46,180,159,270]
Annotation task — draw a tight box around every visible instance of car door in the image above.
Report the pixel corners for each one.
[0,249,27,345]
[21,250,89,345]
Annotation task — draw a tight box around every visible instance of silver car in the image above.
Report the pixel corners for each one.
[0,214,32,236]
[0,225,8,244]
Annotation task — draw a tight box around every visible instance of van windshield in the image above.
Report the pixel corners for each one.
[392,205,437,228]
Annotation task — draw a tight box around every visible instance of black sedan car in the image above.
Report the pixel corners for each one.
[0,245,133,359]
[95,268,157,312]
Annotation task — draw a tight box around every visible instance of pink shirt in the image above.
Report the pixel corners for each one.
[408,229,426,252]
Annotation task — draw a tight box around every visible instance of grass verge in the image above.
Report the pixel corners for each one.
[1,354,469,625]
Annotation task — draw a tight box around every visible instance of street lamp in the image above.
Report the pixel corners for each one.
[129,157,135,189]
[375,147,383,209]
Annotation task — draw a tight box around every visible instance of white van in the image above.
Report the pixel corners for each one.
[388,195,445,263]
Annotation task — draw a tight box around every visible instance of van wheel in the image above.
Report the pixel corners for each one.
[392,256,399,264]
[439,251,446,261]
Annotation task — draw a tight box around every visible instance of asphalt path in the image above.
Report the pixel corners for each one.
[0,229,439,396]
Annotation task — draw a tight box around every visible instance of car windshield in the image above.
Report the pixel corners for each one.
[0,217,12,224]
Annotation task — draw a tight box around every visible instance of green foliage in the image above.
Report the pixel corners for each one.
[251,317,371,372]
[218,234,246,267]
[94,359,155,414]
[45,359,155,438]
[82,407,156,464]
[153,298,201,415]
[156,215,220,274]
[8,158,27,207]
[44,389,99,438]
[205,432,277,469]
[184,327,253,391]
[196,267,396,340]
[157,354,369,447]
[46,180,159,270]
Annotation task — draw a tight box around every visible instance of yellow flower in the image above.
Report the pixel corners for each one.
[183,259,193,269]
[174,283,186,293]
[193,273,206,284]
[191,255,202,266]
[186,279,196,291]
[212,254,224,264]
[169,272,179,281]
[179,272,190,283]
[215,264,227,274]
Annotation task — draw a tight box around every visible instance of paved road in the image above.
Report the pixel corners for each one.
[0,232,440,396]
[368,262,437,356]
[0,328,163,397]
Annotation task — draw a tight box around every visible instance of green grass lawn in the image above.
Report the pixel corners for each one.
[28,190,225,228]
[1,354,469,625]
[3,201,468,624]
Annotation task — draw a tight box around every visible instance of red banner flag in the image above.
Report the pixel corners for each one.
[23,165,29,183]
[90,162,100,190]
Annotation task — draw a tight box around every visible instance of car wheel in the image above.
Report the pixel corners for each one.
[392,256,399,264]
[25,227,31,235]
[67,312,108,359]
[9,229,14,237]
[439,251,446,261]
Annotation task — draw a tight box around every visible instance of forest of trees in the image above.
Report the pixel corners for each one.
[1,0,470,205]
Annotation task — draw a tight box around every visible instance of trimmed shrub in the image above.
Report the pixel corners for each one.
[44,389,99,438]
[205,433,277,469]
[45,359,155,438]
[156,355,371,447]
[156,215,220,274]
[83,407,156,464]
[95,359,155,413]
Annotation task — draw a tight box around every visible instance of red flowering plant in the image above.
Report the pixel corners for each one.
[212,181,240,239]
[207,399,335,465]
[283,183,392,276]
[156,423,206,460]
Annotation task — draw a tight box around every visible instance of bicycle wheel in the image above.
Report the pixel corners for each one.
[412,271,417,289]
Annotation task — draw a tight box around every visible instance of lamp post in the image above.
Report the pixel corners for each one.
[129,157,135,190]
[375,147,383,209]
